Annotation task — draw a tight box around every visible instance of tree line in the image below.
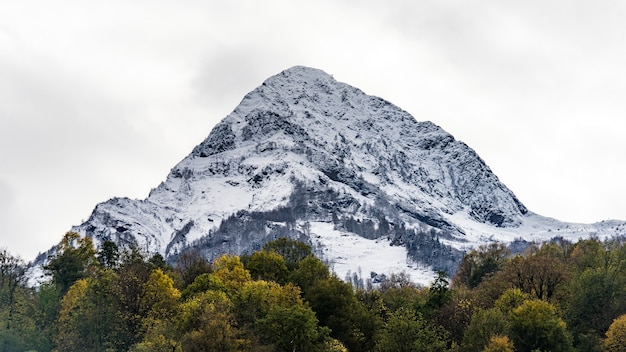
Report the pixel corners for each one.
[1,233,626,351]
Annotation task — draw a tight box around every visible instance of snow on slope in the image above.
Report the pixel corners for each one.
[441,211,626,252]
[309,222,436,286]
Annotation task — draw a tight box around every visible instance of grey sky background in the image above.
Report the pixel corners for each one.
[1,0,625,260]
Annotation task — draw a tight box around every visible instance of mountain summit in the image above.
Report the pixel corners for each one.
[44,66,623,283]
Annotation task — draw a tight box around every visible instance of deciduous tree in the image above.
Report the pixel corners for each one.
[246,250,289,284]
[509,299,573,352]
[376,307,447,352]
[177,291,243,352]
[461,308,509,352]
[289,256,330,293]
[212,255,252,295]
[257,304,330,352]
[262,238,312,270]
[453,243,510,288]
[45,232,97,293]
[604,314,626,352]
[141,269,181,321]
[483,335,514,352]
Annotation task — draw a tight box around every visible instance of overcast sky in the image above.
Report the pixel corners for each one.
[1,0,625,261]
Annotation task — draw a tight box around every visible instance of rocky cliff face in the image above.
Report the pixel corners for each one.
[35,66,623,283]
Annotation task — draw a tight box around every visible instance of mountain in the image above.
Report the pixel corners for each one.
[33,66,626,285]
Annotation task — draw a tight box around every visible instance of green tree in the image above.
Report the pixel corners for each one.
[426,271,452,314]
[5,294,50,351]
[33,282,61,351]
[262,238,313,270]
[509,299,573,352]
[494,288,529,313]
[246,250,289,284]
[453,243,510,288]
[569,238,606,272]
[462,308,509,352]
[567,240,626,337]
[257,304,330,352]
[97,240,120,269]
[567,267,624,337]
[376,307,447,352]
[181,273,226,300]
[289,256,330,293]
[148,253,169,272]
[45,232,97,293]
[307,276,379,352]
[357,289,389,325]
[379,284,426,315]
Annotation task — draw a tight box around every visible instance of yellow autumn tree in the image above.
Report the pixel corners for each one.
[54,279,90,352]
[604,314,626,352]
[133,269,182,351]
[141,268,181,320]
[55,269,123,352]
[212,255,252,295]
[235,280,303,323]
[483,335,514,352]
[177,290,244,352]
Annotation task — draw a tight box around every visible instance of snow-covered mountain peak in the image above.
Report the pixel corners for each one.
[30,66,624,286]
[182,66,527,229]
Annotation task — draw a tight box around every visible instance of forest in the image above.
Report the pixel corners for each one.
[1,232,626,352]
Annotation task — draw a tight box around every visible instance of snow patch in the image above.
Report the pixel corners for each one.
[308,222,436,287]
